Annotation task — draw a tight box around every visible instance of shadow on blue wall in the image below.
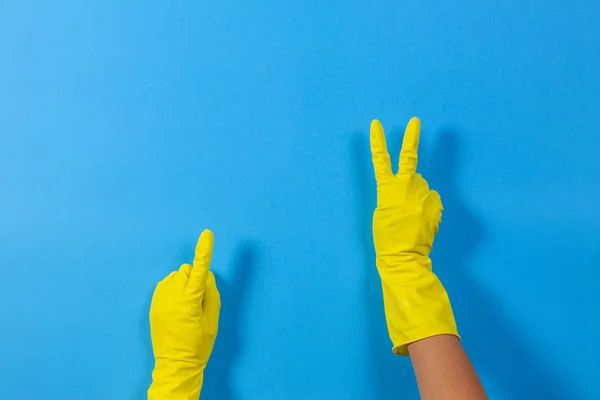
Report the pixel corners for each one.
[421,129,569,400]
[352,126,569,399]
[202,242,259,400]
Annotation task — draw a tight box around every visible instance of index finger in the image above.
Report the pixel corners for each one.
[187,229,214,298]
[370,119,393,180]
[398,117,421,178]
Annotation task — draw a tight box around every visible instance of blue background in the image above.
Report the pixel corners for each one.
[1,1,599,399]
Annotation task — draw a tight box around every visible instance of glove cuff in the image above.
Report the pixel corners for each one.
[378,258,459,356]
[148,359,204,400]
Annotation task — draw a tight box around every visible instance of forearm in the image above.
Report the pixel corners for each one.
[408,335,487,400]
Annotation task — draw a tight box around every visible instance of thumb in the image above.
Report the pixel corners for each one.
[186,229,214,298]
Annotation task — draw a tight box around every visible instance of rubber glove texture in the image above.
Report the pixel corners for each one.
[370,118,458,356]
[148,230,220,400]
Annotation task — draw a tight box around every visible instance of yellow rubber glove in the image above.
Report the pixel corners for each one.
[370,118,458,356]
[148,230,220,400]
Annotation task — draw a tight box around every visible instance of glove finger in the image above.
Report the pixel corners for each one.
[414,173,430,190]
[158,270,177,285]
[187,229,214,298]
[427,189,443,211]
[178,263,192,278]
[370,119,393,180]
[398,117,420,179]
[427,190,443,233]
[168,264,193,289]
[203,271,221,333]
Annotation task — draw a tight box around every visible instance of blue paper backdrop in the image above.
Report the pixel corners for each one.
[1,1,599,399]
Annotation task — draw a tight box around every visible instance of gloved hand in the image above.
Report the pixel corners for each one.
[148,230,220,400]
[370,118,458,356]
